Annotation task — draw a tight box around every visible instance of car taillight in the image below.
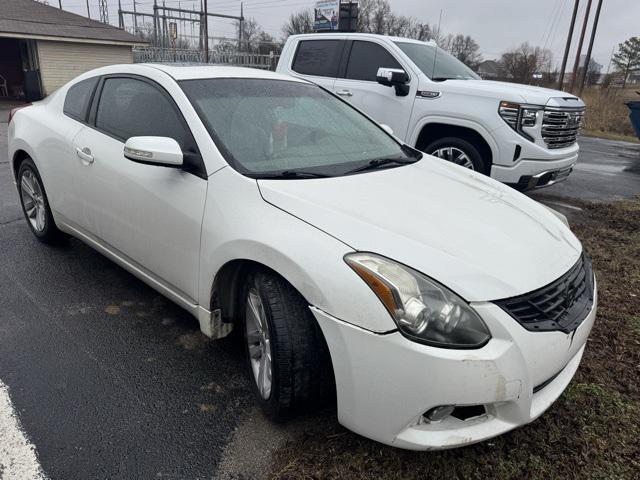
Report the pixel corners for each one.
[8,103,32,125]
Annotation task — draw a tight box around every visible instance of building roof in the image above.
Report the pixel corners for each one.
[477,60,501,75]
[0,0,145,46]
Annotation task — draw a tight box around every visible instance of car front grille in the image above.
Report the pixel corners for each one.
[495,253,594,333]
[541,107,585,149]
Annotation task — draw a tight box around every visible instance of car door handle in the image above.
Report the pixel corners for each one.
[76,147,94,164]
[336,89,353,97]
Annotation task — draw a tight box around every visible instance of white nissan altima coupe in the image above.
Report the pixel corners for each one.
[8,64,597,450]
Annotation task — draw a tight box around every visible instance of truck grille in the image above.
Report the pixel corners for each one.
[542,107,585,149]
[495,253,594,333]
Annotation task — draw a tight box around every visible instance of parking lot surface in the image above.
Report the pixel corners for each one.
[0,108,638,479]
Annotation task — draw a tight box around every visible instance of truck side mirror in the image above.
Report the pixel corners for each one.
[376,68,410,97]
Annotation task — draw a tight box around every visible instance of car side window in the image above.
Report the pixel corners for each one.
[291,40,344,78]
[345,41,403,82]
[95,77,190,149]
[63,77,98,122]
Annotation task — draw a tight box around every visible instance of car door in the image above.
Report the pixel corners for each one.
[71,75,207,303]
[288,38,347,91]
[333,40,417,141]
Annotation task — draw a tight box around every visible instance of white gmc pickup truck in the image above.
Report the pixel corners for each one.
[276,33,586,190]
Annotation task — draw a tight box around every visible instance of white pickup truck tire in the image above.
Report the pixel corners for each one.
[423,137,489,174]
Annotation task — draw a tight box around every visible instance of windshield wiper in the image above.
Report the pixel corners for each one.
[344,157,416,175]
[431,76,455,82]
[253,170,331,179]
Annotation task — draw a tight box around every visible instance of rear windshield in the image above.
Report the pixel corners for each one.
[180,78,415,177]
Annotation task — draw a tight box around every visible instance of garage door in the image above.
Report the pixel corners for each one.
[37,40,133,95]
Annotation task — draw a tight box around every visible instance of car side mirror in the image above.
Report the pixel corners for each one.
[380,124,394,136]
[376,67,410,97]
[124,136,183,167]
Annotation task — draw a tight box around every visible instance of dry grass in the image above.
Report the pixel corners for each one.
[269,197,640,480]
[581,87,639,140]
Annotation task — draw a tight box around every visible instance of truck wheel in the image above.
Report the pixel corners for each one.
[242,269,332,420]
[424,137,488,174]
[17,158,65,244]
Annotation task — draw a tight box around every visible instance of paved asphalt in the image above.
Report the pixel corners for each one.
[0,106,638,479]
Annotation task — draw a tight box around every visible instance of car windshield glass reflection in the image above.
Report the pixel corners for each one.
[180,78,419,178]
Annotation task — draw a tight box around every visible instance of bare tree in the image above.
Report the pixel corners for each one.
[499,43,553,84]
[281,10,314,37]
[446,34,483,70]
[612,36,640,88]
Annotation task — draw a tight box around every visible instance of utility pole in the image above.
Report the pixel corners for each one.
[238,2,244,51]
[203,0,209,63]
[98,0,109,25]
[578,0,603,96]
[153,0,159,46]
[557,0,580,90]
[118,0,123,29]
[86,0,90,19]
[569,0,593,93]
[133,0,138,33]
[58,0,62,8]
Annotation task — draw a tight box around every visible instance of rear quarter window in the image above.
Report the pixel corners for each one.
[291,40,343,78]
[63,77,98,122]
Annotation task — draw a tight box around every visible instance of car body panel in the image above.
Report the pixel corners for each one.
[258,158,582,302]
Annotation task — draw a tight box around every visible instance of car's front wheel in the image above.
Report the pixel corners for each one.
[242,269,332,420]
[17,158,64,243]
[424,137,488,174]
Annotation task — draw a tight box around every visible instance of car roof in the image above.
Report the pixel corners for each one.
[75,63,308,83]
[289,32,436,46]
[143,63,306,81]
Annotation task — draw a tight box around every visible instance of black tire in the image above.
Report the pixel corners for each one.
[241,269,333,420]
[17,158,65,244]
[423,136,489,174]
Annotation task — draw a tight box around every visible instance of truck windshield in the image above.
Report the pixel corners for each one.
[394,42,480,81]
[180,78,419,178]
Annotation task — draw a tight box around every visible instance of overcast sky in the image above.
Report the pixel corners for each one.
[63,0,639,70]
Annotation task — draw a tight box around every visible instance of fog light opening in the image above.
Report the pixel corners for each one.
[423,405,456,423]
[451,405,487,421]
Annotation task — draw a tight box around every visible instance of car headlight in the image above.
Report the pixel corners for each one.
[345,253,491,349]
[499,101,542,141]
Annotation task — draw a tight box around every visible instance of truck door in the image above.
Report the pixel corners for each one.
[333,40,417,141]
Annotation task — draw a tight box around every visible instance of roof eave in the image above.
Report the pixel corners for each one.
[0,31,147,47]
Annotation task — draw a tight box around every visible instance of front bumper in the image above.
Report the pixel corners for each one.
[491,154,578,189]
[311,285,597,450]
[489,124,579,189]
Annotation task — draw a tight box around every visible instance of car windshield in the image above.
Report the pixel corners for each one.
[394,42,480,81]
[180,78,418,178]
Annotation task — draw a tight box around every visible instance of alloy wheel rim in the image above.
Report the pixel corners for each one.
[431,147,475,170]
[245,287,272,399]
[20,170,46,232]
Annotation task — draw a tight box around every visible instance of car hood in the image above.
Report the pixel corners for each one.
[258,158,582,302]
[432,78,581,106]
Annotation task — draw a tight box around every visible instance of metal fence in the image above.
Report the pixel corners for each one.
[132,47,279,70]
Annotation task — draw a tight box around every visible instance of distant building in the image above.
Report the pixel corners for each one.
[0,0,145,101]
[476,60,503,80]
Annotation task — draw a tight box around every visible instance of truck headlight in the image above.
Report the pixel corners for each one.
[345,253,491,349]
[499,101,542,141]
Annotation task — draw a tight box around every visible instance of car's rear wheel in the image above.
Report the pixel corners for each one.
[242,269,332,420]
[17,158,64,243]
[424,137,488,174]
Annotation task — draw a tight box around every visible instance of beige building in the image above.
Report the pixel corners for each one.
[0,0,145,101]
